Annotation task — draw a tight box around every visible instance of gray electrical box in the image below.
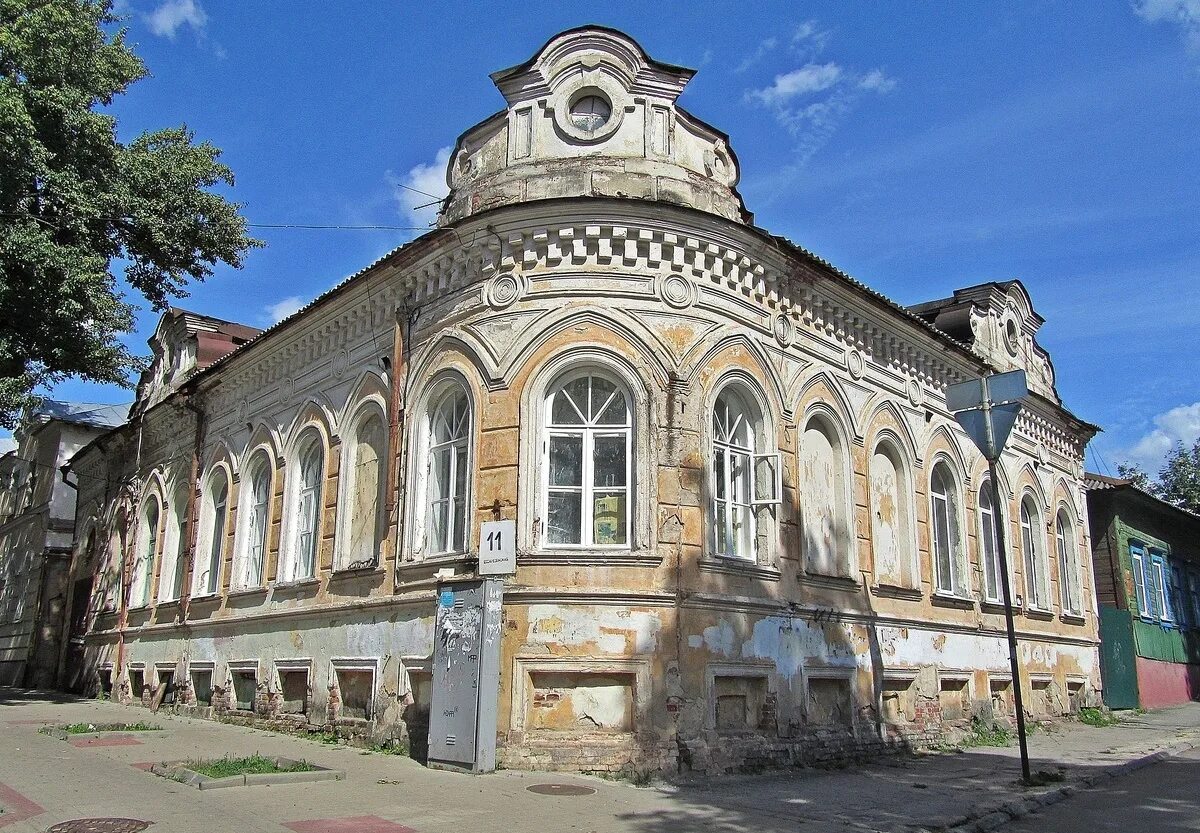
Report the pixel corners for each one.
[427,577,503,773]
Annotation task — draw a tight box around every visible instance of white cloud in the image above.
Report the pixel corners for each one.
[858,69,897,93]
[1134,0,1200,51]
[791,20,831,54]
[145,0,207,39]
[388,146,452,229]
[735,36,779,74]
[751,63,843,105]
[1121,401,1200,472]
[266,295,305,324]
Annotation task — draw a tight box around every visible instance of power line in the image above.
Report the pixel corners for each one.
[246,223,432,231]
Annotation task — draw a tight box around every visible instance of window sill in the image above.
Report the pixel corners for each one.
[802,572,861,591]
[330,563,382,578]
[1060,612,1086,625]
[980,599,1018,614]
[931,592,975,610]
[522,549,662,568]
[699,557,780,581]
[397,552,472,570]
[227,585,269,599]
[155,598,182,609]
[189,593,221,603]
[871,583,923,601]
[1026,607,1056,620]
[272,578,321,597]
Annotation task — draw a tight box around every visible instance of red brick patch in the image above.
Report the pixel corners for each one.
[0,781,45,828]
[69,737,143,747]
[284,816,416,833]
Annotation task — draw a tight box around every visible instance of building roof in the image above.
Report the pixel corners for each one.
[1084,471,1200,524]
[32,400,131,430]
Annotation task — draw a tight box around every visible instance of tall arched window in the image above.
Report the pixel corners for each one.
[1020,495,1049,609]
[978,481,1004,603]
[711,384,779,562]
[284,432,324,582]
[1056,508,1081,615]
[236,452,272,587]
[131,495,159,607]
[543,371,632,547]
[194,471,229,596]
[930,462,966,596]
[870,440,916,588]
[341,412,387,568]
[422,387,471,555]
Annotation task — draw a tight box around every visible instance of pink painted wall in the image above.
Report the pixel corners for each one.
[1135,656,1200,709]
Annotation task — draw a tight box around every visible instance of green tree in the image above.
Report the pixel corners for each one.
[1118,440,1200,514]
[0,0,260,426]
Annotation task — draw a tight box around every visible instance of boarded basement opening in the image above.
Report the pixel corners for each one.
[190,668,213,706]
[231,669,257,711]
[939,677,969,721]
[128,668,144,701]
[990,678,1013,718]
[882,677,916,724]
[807,677,852,727]
[279,668,309,715]
[713,675,768,732]
[527,671,634,732]
[335,667,374,720]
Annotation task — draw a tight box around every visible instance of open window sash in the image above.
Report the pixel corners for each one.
[751,451,782,507]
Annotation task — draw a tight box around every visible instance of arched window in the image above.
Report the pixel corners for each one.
[158,483,190,603]
[419,386,472,555]
[283,432,324,582]
[131,495,159,607]
[543,371,632,547]
[1020,495,1049,609]
[711,384,779,562]
[236,452,272,587]
[341,412,387,568]
[1056,508,1082,615]
[800,415,851,576]
[870,440,916,588]
[978,481,1005,603]
[930,462,966,596]
[193,470,229,596]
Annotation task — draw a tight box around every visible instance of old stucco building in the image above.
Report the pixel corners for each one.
[66,27,1100,773]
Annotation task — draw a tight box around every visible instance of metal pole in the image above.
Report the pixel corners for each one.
[981,376,1031,783]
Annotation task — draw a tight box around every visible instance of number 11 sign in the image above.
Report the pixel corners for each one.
[479,519,516,575]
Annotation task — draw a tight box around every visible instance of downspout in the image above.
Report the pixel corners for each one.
[52,463,79,688]
[115,411,145,688]
[384,305,412,568]
[179,390,207,623]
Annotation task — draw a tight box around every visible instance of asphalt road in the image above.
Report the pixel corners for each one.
[1007,747,1200,832]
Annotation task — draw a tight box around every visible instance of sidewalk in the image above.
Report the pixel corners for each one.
[1,688,1197,833]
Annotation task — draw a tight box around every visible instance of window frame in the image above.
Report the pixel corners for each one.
[192,468,230,597]
[1019,494,1050,611]
[1129,543,1150,617]
[131,493,160,609]
[709,382,779,563]
[929,460,967,597]
[1055,507,1083,616]
[541,369,634,550]
[1150,550,1173,624]
[337,407,389,570]
[235,449,274,589]
[408,374,475,560]
[978,479,1004,604]
[282,430,325,583]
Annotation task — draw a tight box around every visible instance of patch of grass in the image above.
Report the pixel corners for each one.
[368,740,410,756]
[960,718,1012,748]
[308,730,342,745]
[600,768,654,786]
[186,755,316,778]
[56,721,161,734]
[1078,707,1120,728]
[1022,768,1065,787]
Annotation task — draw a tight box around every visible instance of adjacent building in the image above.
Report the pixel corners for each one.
[0,400,128,687]
[65,27,1101,774]
[1086,473,1200,709]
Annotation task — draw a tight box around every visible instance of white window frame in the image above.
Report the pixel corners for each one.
[236,451,272,588]
[1020,496,1050,611]
[710,386,779,562]
[979,481,1003,604]
[192,469,229,597]
[1055,508,1082,616]
[1151,551,1172,624]
[281,431,325,583]
[131,494,160,608]
[426,388,472,555]
[156,484,189,603]
[1130,544,1150,617]
[541,371,634,549]
[929,462,966,596]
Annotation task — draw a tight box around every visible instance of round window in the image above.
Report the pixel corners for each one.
[1004,318,1021,355]
[569,94,611,132]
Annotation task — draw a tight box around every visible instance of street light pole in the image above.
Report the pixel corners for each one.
[980,376,1031,783]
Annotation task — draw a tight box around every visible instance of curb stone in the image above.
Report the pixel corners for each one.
[946,738,1198,833]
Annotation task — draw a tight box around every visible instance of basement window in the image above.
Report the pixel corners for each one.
[938,676,969,722]
[989,677,1013,718]
[231,666,258,711]
[278,666,310,715]
[128,668,145,701]
[190,667,214,706]
[882,677,916,724]
[334,663,376,721]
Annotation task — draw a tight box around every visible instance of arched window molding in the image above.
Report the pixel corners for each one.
[131,494,161,608]
[708,376,780,564]
[234,449,274,588]
[1055,505,1082,615]
[280,428,326,582]
[1019,492,1051,610]
[410,377,473,558]
[193,468,230,597]
[799,408,855,579]
[929,459,968,597]
[337,407,388,569]
[157,483,189,603]
[869,435,917,589]
[518,349,654,559]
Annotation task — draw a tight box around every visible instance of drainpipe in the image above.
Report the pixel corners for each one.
[384,305,412,567]
[179,390,208,623]
[115,411,145,688]
[52,463,79,688]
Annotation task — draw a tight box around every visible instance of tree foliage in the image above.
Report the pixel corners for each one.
[1118,439,1200,515]
[0,0,260,426]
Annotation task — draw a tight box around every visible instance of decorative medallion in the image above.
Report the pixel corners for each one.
[907,378,923,408]
[485,272,525,310]
[235,398,248,425]
[772,313,794,347]
[1036,442,1048,467]
[660,274,697,309]
[331,348,348,379]
[279,377,294,405]
[846,347,865,380]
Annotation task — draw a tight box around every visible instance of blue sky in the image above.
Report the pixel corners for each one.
[14,1,1200,477]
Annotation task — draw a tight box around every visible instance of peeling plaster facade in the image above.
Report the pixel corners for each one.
[65,27,1101,774]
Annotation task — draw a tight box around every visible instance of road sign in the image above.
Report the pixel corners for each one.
[946,369,1027,462]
